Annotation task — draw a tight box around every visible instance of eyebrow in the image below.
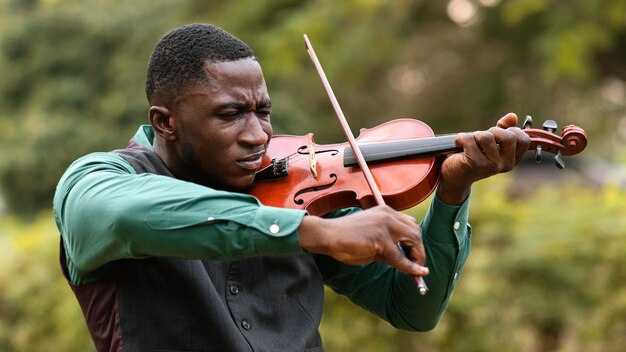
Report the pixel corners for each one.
[217,98,272,110]
[258,98,272,108]
[217,102,248,111]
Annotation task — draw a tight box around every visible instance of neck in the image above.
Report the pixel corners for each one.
[153,138,188,182]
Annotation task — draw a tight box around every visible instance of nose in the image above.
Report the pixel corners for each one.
[239,113,270,147]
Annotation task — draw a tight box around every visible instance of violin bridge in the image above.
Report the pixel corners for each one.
[309,145,318,178]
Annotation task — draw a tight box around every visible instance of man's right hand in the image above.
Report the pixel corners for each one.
[298,205,429,277]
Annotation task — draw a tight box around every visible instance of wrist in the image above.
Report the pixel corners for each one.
[298,216,329,255]
[436,177,471,206]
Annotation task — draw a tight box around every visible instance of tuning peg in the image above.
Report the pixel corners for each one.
[554,150,565,169]
[543,120,557,133]
[523,115,533,129]
[535,144,542,163]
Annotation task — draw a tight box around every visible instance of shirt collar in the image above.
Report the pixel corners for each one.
[133,125,156,151]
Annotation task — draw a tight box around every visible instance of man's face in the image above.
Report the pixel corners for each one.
[172,58,272,192]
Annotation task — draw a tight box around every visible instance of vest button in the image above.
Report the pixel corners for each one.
[229,285,239,295]
[242,320,251,330]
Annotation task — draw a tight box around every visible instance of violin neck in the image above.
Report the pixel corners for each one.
[343,134,460,167]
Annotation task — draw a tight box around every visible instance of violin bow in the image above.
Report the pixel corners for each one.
[303,34,428,295]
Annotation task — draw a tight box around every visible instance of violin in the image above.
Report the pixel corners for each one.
[251,35,587,218]
[251,35,587,295]
[251,116,587,216]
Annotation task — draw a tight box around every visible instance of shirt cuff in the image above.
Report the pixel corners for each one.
[247,206,308,254]
[421,194,471,245]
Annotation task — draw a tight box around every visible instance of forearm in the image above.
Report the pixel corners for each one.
[317,196,471,331]
[54,153,307,284]
[391,195,471,330]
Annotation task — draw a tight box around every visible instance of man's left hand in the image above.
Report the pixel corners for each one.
[436,112,531,205]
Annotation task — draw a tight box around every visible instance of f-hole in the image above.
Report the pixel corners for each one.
[297,145,339,156]
[293,174,338,205]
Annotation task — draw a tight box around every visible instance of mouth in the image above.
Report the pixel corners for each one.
[237,151,265,171]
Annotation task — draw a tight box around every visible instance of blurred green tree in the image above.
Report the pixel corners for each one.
[1,1,625,351]
[318,176,626,352]
[0,212,94,351]
[0,0,625,217]
[0,0,178,216]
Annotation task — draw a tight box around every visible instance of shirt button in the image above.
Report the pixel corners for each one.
[453,272,458,281]
[207,216,215,222]
[242,320,251,330]
[453,221,460,230]
[229,285,239,295]
[269,224,280,234]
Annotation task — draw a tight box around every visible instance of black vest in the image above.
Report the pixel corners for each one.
[61,146,325,351]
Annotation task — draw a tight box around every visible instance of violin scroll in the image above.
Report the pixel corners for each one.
[561,125,588,156]
[521,116,588,169]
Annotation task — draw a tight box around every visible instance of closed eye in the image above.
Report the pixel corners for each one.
[256,98,271,118]
[256,109,271,118]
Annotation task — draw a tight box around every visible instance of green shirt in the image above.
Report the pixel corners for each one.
[53,125,472,331]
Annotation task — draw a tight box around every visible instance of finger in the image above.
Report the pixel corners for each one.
[472,131,500,165]
[454,132,492,173]
[386,214,427,273]
[496,112,518,129]
[489,126,532,164]
[509,127,532,163]
[489,127,518,170]
[404,240,427,268]
[378,205,420,237]
[456,132,483,160]
[396,228,427,270]
[388,243,429,276]
[393,224,425,267]
[396,212,419,230]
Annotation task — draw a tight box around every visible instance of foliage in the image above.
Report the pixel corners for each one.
[0,0,179,216]
[319,175,626,352]
[0,212,93,351]
[0,0,625,217]
[0,0,625,350]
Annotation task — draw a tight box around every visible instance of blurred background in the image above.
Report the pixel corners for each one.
[0,0,625,351]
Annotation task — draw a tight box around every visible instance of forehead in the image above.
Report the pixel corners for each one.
[203,58,265,89]
[177,58,268,107]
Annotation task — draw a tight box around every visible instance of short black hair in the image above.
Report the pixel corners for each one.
[145,23,255,104]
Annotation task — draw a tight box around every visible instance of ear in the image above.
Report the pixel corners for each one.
[149,105,177,141]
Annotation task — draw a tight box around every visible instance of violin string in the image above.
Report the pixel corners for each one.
[286,151,315,165]
[264,150,330,170]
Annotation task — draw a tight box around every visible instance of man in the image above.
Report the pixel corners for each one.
[53,23,530,351]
